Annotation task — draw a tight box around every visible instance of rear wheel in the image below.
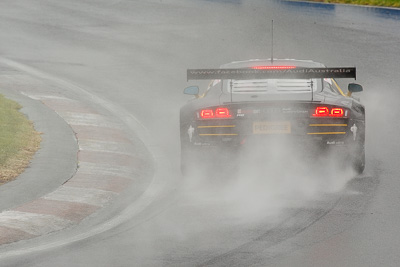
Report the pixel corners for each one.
[326,142,364,175]
[352,146,365,174]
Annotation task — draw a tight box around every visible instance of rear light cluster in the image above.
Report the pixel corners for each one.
[312,106,345,118]
[200,107,232,119]
[199,106,345,119]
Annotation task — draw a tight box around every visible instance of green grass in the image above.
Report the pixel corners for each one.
[304,0,400,7]
[0,94,41,184]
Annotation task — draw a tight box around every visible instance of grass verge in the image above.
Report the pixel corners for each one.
[301,0,400,8]
[0,94,41,185]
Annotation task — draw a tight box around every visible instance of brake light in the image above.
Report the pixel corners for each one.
[313,107,330,117]
[200,109,214,119]
[312,107,345,118]
[200,107,232,119]
[251,66,296,70]
[215,107,231,118]
[331,108,344,117]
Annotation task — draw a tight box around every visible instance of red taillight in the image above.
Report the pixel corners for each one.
[312,107,345,118]
[251,66,296,70]
[313,107,330,117]
[330,108,344,117]
[200,109,214,119]
[200,107,232,119]
[215,107,231,118]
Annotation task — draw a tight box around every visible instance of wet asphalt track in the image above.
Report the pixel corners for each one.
[0,0,399,266]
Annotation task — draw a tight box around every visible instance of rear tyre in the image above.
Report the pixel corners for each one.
[352,147,365,174]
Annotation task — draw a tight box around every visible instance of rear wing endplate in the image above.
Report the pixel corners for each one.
[187,67,356,81]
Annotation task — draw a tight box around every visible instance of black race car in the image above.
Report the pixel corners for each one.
[180,59,365,174]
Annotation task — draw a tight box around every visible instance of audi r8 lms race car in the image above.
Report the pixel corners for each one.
[180,59,365,175]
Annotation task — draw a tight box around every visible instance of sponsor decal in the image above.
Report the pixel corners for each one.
[187,67,356,80]
[238,109,253,114]
[194,142,210,146]
[327,141,345,145]
[188,125,194,142]
[282,108,308,114]
[350,124,358,141]
[263,107,281,114]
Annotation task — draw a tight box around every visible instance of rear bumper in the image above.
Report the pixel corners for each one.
[189,132,350,150]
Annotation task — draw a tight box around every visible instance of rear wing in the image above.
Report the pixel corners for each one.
[187,67,356,81]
